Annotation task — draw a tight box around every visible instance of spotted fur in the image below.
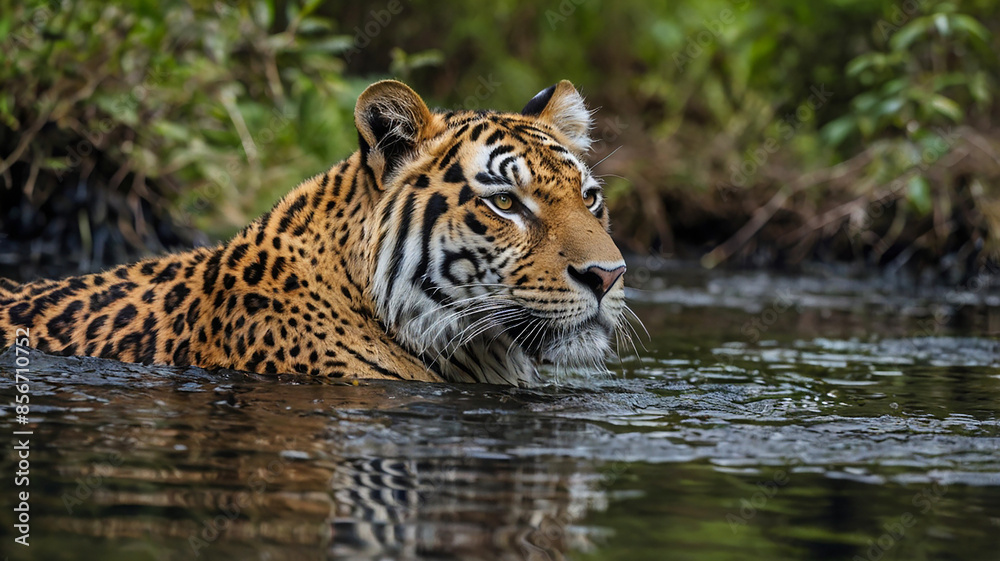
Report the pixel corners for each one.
[0,80,628,385]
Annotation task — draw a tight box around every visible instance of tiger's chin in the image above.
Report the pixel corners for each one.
[532,320,616,373]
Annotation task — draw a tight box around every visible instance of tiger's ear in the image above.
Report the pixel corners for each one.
[355,80,433,188]
[521,80,594,155]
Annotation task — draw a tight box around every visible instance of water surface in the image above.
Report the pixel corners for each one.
[1,265,998,560]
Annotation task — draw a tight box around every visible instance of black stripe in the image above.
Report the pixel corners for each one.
[336,341,405,380]
[437,141,462,169]
[412,193,448,285]
[384,193,416,300]
[469,122,488,141]
[276,194,307,234]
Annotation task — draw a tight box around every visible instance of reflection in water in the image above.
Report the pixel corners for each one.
[0,350,610,560]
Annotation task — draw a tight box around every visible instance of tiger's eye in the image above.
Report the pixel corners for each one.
[583,189,598,207]
[492,193,514,211]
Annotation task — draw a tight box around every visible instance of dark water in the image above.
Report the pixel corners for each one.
[1,265,999,560]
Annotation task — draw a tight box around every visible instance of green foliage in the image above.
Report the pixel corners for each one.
[1,0,998,275]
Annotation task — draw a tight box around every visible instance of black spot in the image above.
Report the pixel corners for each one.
[141,289,155,303]
[140,262,156,276]
[202,250,223,294]
[283,274,300,292]
[152,262,180,284]
[242,251,268,286]
[270,256,287,280]
[7,302,32,326]
[444,162,464,183]
[263,331,275,346]
[246,350,267,372]
[117,332,144,362]
[223,274,236,290]
[164,283,191,311]
[244,293,270,314]
[113,304,137,330]
[86,315,108,340]
[173,338,190,366]
[172,314,185,336]
[226,243,250,268]
[46,300,83,345]
[414,174,430,188]
[211,317,223,335]
[186,298,201,327]
[89,282,137,311]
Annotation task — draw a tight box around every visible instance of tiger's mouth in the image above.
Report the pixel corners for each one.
[504,313,616,367]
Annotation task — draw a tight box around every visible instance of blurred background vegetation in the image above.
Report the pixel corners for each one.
[1,0,998,281]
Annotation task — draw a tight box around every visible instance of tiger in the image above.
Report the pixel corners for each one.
[0,80,629,385]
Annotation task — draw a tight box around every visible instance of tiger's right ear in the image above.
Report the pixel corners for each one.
[355,80,433,189]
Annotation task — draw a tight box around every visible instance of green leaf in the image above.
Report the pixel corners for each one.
[889,17,932,51]
[906,175,932,215]
[820,116,855,148]
[846,53,881,77]
[949,14,991,43]
[928,95,963,122]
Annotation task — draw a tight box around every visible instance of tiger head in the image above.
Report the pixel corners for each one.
[356,80,628,385]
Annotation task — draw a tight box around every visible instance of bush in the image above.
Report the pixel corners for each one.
[2,0,998,280]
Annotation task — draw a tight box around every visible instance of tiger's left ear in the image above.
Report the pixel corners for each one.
[521,80,594,155]
[355,80,433,188]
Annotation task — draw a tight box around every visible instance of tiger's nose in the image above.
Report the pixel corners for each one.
[567,264,626,302]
